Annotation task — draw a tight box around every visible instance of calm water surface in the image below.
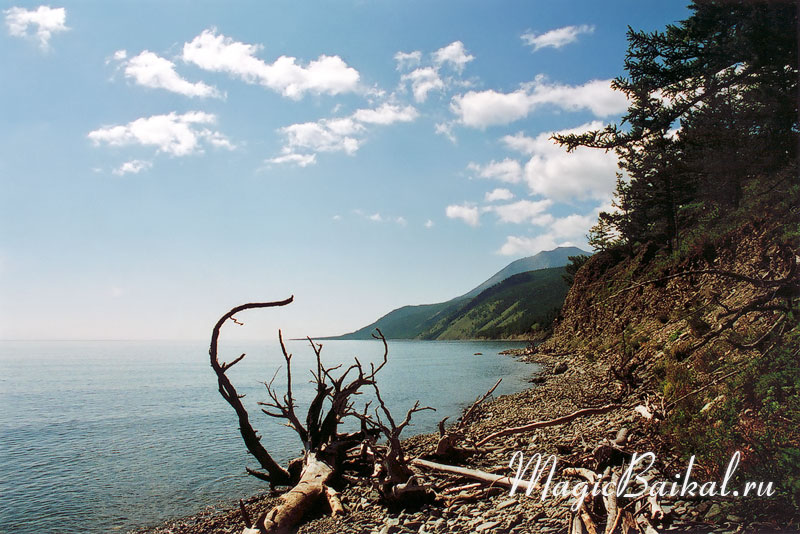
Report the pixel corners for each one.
[0,339,535,534]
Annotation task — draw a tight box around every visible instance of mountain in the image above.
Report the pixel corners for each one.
[330,246,589,340]
[458,246,586,300]
[417,267,568,339]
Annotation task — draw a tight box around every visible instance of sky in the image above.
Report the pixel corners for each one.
[0,1,691,341]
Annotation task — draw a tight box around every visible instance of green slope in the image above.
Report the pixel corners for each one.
[331,247,582,340]
[418,267,568,339]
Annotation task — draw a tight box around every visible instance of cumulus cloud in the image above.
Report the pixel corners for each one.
[451,77,628,128]
[498,234,560,256]
[551,213,595,238]
[280,117,363,156]
[88,111,234,156]
[267,152,317,167]
[182,29,360,99]
[112,159,152,176]
[425,219,434,228]
[432,41,474,72]
[467,158,523,183]
[497,212,593,256]
[401,67,444,103]
[272,103,419,163]
[446,203,480,227]
[501,121,618,202]
[4,5,67,49]
[485,199,552,224]
[394,50,422,70]
[521,24,594,51]
[484,188,514,202]
[120,50,222,98]
[352,103,419,124]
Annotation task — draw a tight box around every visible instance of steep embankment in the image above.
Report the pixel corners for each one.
[537,210,800,520]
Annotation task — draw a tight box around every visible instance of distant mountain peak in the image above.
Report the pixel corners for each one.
[327,246,589,340]
[459,246,590,300]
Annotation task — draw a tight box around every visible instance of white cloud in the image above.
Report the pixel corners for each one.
[432,41,474,72]
[4,5,67,50]
[486,199,552,224]
[332,214,342,221]
[484,188,514,202]
[121,51,222,98]
[112,159,152,176]
[497,212,593,256]
[445,203,480,227]
[401,67,444,103]
[113,49,127,61]
[274,102,419,161]
[451,88,531,128]
[88,111,233,157]
[352,211,406,226]
[424,219,434,228]
[182,29,360,99]
[435,122,456,143]
[501,122,618,202]
[394,50,422,70]
[451,77,628,128]
[521,24,594,51]
[352,103,418,125]
[498,234,560,256]
[280,118,363,155]
[467,158,523,183]
[551,213,594,238]
[267,152,317,167]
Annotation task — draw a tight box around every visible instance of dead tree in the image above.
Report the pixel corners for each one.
[348,382,435,504]
[209,299,431,533]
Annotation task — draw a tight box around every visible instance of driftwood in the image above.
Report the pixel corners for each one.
[476,404,623,447]
[209,298,295,485]
[435,378,502,459]
[565,464,665,534]
[208,301,434,534]
[411,458,537,494]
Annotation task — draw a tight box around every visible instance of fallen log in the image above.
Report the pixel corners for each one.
[254,452,334,533]
[411,458,536,493]
[476,404,623,447]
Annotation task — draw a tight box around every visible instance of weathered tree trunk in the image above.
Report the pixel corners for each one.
[253,452,335,534]
[209,304,432,534]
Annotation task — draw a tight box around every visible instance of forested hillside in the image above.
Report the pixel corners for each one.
[542,0,799,518]
[333,247,584,340]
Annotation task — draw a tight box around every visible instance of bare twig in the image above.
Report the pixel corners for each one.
[476,404,623,447]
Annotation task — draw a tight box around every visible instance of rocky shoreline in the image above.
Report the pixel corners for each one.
[130,349,796,534]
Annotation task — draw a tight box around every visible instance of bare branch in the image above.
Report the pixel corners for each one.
[476,404,623,447]
[209,298,294,485]
[222,353,246,371]
[460,378,502,427]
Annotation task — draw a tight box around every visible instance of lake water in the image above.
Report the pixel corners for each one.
[0,339,535,534]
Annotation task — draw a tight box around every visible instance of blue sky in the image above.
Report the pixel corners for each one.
[0,1,691,340]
